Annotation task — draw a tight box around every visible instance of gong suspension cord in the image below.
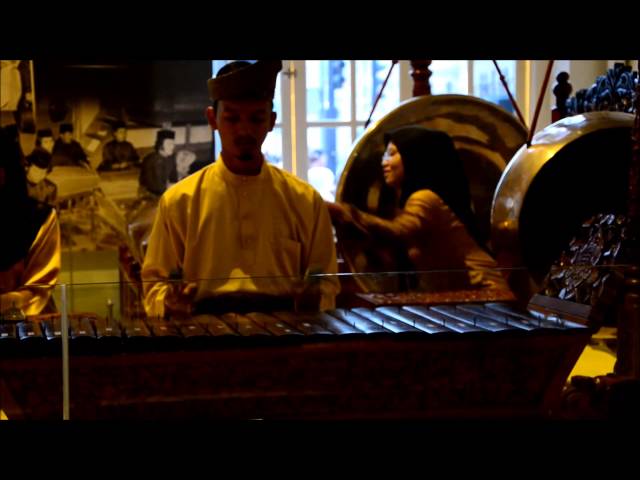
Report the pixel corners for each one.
[364,60,399,129]
[527,60,555,147]
[492,60,527,128]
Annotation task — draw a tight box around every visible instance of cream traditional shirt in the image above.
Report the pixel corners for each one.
[142,156,339,317]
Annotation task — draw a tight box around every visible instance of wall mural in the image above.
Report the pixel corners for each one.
[1,60,214,260]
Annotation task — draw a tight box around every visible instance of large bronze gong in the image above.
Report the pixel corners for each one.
[336,94,528,292]
[491,111,634,290]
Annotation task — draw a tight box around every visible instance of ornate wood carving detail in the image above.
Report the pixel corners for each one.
[543,63,640,330]
[628,69,640,225]
[551,72,572,122]
[410,60,432,97]
[618,61,640,378]
[541,213,630,325]
[563,63,638,116]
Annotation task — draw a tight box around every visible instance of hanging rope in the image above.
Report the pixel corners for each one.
[492,60,527,128]
[364,60,398,129]
[527,60,555,147]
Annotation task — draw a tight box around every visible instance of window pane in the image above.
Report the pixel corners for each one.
[355,60,400,122]
[213,130,220,158]
[473,60,516,114]
[430,61,468,94]
[306,60,351,122]
[211,60,282,118]
[263,127,283,168]
[211,60,227,77]
[273,71,282,119]
[307,126,353,201]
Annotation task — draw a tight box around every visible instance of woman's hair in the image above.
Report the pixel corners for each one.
[383,125,483,246]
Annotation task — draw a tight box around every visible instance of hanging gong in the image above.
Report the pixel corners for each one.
[491,111,634,290]
[335,94,528,292]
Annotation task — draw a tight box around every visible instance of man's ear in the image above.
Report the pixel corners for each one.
[269,111,277,132]
[206,106,217,130]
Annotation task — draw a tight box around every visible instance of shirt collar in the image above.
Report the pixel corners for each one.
[216,154,269,186]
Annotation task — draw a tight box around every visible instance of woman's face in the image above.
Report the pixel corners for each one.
[381,141,404,188]
[41,137,54,153]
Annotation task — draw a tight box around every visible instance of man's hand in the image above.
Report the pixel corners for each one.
[164,282,198,317]
[293,268,326,312]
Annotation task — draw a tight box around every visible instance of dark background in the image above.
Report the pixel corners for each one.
[34,60,212,126]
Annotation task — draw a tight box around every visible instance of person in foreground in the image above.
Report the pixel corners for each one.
[141,61,339,318]
[0,125,61,315]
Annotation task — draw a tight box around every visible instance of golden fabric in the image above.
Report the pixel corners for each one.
[142,157,339,317]
[345,189,509,291]
[0,209,61,315]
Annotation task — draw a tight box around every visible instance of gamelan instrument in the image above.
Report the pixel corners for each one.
[0,295,590,420]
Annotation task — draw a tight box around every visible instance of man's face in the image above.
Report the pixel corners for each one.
[207,99,276,174]
[114,128,127,142]
[41,137,54,153]
[61,132,73,144]
[160,139,175,156]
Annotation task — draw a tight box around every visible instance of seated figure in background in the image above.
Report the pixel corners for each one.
[51,123,89,168]
[25,129,57,206]
[0,125,61,315]
[139,129,177,198]
[98,120,140,171]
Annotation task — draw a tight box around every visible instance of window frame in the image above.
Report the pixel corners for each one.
[212,60,525,186]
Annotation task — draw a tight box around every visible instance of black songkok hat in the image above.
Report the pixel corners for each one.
[113,120,127,131]
[37,128,53,138]
[59,123,73,134]
[27,148,52,170]
[156,129,175,142]
[207,60,282,102]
